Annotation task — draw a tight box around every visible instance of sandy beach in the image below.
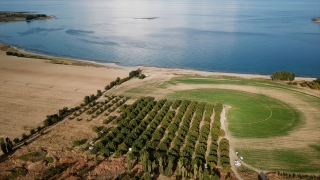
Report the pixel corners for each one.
[0,44,316,139]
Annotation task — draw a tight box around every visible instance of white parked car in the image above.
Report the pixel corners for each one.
[234,160,241,166]
[240,156,243,160]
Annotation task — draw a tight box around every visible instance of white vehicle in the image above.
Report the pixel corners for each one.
[240,156,243,160]
[234,160,241,166]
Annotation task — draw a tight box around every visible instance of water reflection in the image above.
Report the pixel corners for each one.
[0,0,319,76]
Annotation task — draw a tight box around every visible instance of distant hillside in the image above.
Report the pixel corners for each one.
[0,11,52,22]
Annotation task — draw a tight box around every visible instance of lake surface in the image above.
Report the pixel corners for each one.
[1,0,320,77]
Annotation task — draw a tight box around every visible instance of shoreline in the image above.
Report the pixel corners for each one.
[3,43,316,81]
[0,11,53,22]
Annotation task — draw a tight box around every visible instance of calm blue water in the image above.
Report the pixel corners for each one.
[0,0,320,77]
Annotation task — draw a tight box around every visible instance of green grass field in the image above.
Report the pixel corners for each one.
[118,75,320,173]
[167,89,302,138]
[239,148,320,173]
[161,76,320,173]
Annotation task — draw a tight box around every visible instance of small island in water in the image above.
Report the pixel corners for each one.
[134,17,159,20]
[0,11,52,22]
[312,17,320,23]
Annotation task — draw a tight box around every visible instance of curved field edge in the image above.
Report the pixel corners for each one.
[161,76,320,100]
[238,148,320,173]
[166,88,303,138]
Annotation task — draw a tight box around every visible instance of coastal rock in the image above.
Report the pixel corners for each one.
[312,17,320,23]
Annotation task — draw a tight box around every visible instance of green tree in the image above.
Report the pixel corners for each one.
[116,77,121,83]
[0,138,8,154]
[84,95,90,104]
[139,74,146,79]
[143,172,152,180]
[22,133,28,140]
[92,126,99,133]
[97,90,102,97]
[271,71,295,81]
[13,138,20,144]
[110,81,116,87]
[6,51,13,56]
[129,69,140,78]
[5,137,13,152]
[126,152,133,170]
[140,150,149,172]
[204,169,210,180]
[211,173,220,180]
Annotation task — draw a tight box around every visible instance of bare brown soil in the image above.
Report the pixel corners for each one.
[0,49,129,139]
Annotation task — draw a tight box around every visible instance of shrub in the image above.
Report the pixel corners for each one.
[271,71,295,81]
[22,133,28,140]
[300,82,307,87]
[129,69,141,78]
[311,84,318,89]
[6,51,13,56]
[13,138,20,143]
[73,140,82,146]
[139,74,146,79]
